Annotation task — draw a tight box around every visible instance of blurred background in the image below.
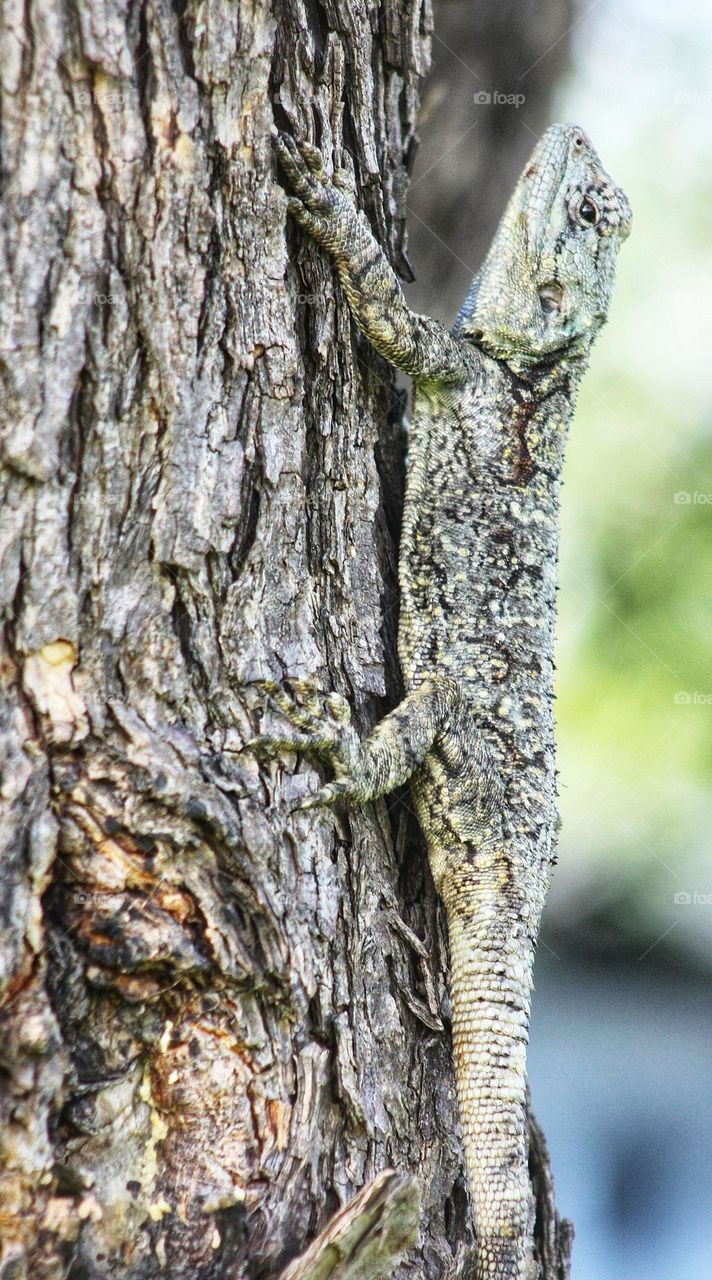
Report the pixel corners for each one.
[404,1,712,1275]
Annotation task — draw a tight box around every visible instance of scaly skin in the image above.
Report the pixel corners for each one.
[252,127,631,1278]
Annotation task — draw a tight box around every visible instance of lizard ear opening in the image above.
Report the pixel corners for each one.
[538,282,564,315]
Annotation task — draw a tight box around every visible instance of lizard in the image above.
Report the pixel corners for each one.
[250,123,631,1279]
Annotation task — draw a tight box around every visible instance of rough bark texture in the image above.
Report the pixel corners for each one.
[0,2,572,1278]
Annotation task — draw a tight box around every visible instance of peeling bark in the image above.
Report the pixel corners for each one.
[278,1170,420,1280]
[0,2,571,1277]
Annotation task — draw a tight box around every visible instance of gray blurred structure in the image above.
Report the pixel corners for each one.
[405,0,575,324]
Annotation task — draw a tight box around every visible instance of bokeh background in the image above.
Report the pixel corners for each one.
[405,1,712,1275]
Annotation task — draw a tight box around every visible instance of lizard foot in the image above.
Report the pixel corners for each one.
[274,132,353,247]
[244,680,371,808]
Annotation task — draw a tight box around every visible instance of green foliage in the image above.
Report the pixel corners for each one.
[554,114,712,945]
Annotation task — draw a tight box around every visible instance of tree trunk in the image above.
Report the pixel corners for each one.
[0,2,571,1278]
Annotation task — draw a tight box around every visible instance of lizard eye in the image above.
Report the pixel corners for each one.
[569,191,601,229]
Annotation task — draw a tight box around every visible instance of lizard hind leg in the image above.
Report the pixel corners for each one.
[244,678,377,808]
[244,676,464,812]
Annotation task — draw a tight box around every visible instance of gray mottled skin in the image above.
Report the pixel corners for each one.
[251,126,630,1278]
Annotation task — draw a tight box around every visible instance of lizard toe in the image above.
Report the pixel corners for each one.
[298,139,326,178]
[297,777,360,810]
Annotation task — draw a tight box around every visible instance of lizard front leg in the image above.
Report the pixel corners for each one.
[274,134,476,384]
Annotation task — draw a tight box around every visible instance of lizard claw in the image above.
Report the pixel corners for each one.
[286,678,323,713]
[294,792,324,812]
[249,678,282,697]
[296,778,360,810]
[325,692,352,725]
[242,679,359,772]
[274,131,334,215]
[242,732,314,756]
[297,139,326,179]
[333,165,357,197]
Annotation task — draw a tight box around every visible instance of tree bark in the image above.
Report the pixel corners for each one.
[0,2,571,1278]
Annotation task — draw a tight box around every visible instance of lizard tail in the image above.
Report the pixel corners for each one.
[442,869,536,1280]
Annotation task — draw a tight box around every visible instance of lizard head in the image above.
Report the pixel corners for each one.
[456,124,632,368]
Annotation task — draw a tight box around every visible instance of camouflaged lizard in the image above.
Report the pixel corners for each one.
[253,125,631,1279]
